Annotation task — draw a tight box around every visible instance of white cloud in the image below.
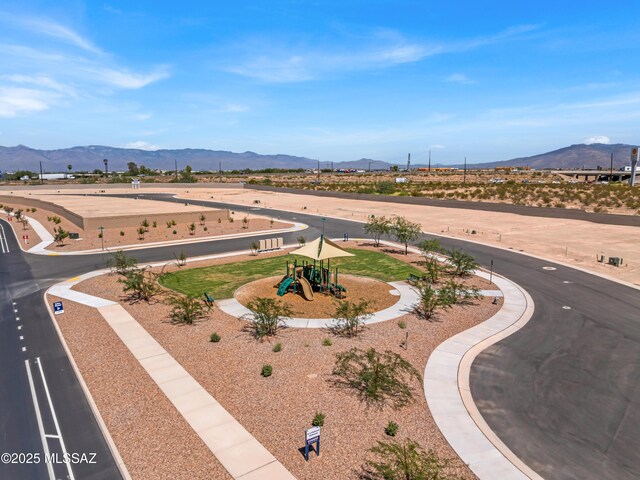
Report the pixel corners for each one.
[584,135,610,144]
[134,112,152,120]
[125,141,161,150]
[445,73,476,85]
[97,67,169,89]
[226,24,539,83]
[429,144,445,149]
[0,87,56,117]
[0,13,103,54]
[0,74,76,96]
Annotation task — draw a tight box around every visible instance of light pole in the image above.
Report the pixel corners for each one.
[489,259,494,285]
[321,217,326,236]
[103,159,108,177]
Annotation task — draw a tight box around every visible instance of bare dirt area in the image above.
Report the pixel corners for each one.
[235,274,400,318]
[71,249,501,480]
[48,294,231,480]
[0,198,290,251]
[180,188,640,286]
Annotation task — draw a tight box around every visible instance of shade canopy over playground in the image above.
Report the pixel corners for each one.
[290,235,354,261]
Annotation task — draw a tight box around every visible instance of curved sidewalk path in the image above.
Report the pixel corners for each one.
[425,269,540,479]
[48,271,296,480]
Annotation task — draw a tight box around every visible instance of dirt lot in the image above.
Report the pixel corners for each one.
[69,246,500,480]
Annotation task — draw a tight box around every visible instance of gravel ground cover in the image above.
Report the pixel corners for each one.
[72,243,501,479]
[48,295,232,480]
[235,274,400,318]
[0,200,290,251]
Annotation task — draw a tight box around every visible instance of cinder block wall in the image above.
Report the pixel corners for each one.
[0,195,85,229]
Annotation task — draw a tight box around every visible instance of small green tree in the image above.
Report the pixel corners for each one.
[391,216,421,255]
[411,282,452,321]
[21,218,29,230]
[364,215,391,247]
[108,250,138,276]
[362,438,455,480]
[118,268,160,302]
[438,279,480,305]
[418,238,442,256]
[424,257,445,284]
[166,293,209,325]
[332,348,421,409]
[250,241,259,255]
[53,226,68,246]
[447,248,479,277]
[243,297,293,338]
[297,235,306,246]
[198,213,206,225]
[188,222,196,235]
[332,299,371,337]
[14,209,23,221]
[141,218,149,231]
[137,226,146,240]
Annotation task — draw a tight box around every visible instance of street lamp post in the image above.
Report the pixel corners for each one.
[103,159,108,177]
[321,217,326,236]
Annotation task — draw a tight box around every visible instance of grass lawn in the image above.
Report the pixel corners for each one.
[159,248,422,299]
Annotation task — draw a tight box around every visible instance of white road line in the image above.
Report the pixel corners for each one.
[35,357,76,480]
[0,223,9,253]
[25,359,56,480]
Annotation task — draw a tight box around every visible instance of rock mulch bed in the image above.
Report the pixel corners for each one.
[49,294,231,480]
[70,245,501,480]
[235,274,399,319]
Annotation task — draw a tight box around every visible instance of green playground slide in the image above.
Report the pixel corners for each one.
[277,277,294,296]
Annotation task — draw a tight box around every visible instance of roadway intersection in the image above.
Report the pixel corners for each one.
[1,193,638,479]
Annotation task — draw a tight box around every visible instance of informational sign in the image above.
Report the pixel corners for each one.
[53,301,64,315]
[304,426,321,461]
[22,235,29,244]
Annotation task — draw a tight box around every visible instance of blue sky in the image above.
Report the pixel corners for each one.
[1,1,640,164]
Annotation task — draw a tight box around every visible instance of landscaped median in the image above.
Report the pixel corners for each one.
[48,241,502,480]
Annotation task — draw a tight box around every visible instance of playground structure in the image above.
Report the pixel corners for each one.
[276,235,354,301]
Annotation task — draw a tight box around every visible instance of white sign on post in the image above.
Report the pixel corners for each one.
[306,426,320,442]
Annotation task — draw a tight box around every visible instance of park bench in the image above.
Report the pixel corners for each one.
[203,292,215,306]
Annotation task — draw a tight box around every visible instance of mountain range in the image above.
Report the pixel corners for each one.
[0,143,635,173]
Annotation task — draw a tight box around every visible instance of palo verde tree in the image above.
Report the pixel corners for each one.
[53,226,69,246]
[411,282,452,321]
[332,347,421,410]
[391,216,421,255]
[364,215,391,247]
[118,267,160,302]
[107,250,138,276]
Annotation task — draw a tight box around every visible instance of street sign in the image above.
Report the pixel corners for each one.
[53,301,64,315]
[22,235,28,240]
[304,426,321,461]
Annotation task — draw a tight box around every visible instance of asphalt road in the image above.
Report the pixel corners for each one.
[2,192,639,480]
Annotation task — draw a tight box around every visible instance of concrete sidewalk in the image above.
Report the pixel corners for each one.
[50,273,296,480]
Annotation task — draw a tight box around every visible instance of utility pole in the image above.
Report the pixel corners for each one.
[103,158,108,178]
[39,161,43,185]
[630,147,639,187]
[407,153,410,172]
[174,159,178,180]
[219,161,222,183]
[463,156,467,185]
[317,158,320,184]
[428,150,431,174]
[610,152,614,181]
[368,161,371,172]
[331,161,333,172]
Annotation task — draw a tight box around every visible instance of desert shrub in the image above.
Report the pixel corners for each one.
[107,250,138,275]
[166,221,173,228]
[243,297,293,338]
[411,282,452,321]
[272,342,282,352]
[312,412,325,427]
[172,230,177,234]
[198,213,206,225]
[362,438,455,480]
[385,421,399,437]
[120,230,125,236]
[261,364,273,377]
[322,337,333,346]
[53,226,68,246]
[438,279,480,305]
[332,299,371,337]
[447,248,479,277]
[210,332,221,342]
[174,250,188,267]
[397,320,406,329]
[188,222,196,235]
[152,221,157,228]
[119,268,160,302]
[332,347,421,409]
[141,219,149,231]
[167,293,209,324]
[297,235,306,246]
[250,241,259,255]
